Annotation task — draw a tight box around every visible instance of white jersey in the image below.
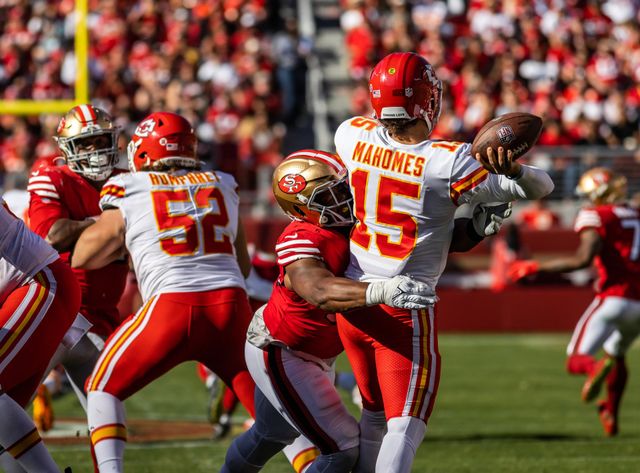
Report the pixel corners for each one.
[335,116,551,289]
[99,170,246,301]
[0,198,58,303]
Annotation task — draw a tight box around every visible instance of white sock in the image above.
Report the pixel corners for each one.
[375,416,426,473]
[354,409,386,473]
[88,391,127,473]
[0,393,59,472]
[282,435,318,473]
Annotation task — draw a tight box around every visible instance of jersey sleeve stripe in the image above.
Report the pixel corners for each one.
[27,183,57,192]
[275,239,315,250]
[450,168,489,205]
[100,185,125,199]
[28,176,53,184]
[31,190,60,199]
[277,247,321,257]
[277,254,323,265]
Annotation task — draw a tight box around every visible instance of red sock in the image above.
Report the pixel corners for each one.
[606,357,628,416]
[231,370,256,418]
[566,354,596,375]
[221,386,239,413]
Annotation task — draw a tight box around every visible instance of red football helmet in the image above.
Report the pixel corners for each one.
[369,52,443,135]
[127,112,198,172]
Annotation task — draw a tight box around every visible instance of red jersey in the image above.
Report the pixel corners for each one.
[262,220,349,359]
[27,165,128,336]
[574,204,640,299]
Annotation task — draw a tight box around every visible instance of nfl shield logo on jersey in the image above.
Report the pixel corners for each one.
[496,125,515,145]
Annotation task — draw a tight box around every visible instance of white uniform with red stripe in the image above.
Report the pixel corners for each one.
[0,199,58,304]
[333,116,552,426]
[567,204,640,357]
[98,170,246,301]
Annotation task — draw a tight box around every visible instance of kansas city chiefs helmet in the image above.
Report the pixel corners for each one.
[369,52,443,135]
[55,104,119,181]
[273,149,354,227]
[127,112,198,172]
[576,167,627,205]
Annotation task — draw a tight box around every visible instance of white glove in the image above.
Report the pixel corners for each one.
[365,275,437,309]
[472,202,512,237]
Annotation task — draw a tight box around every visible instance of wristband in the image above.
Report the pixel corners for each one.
[505,166,524,180]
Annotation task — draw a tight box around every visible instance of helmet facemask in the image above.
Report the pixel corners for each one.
[306,175,355,227]
[57,127,119,181]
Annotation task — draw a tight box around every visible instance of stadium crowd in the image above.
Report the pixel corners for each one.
[0,0,307,197]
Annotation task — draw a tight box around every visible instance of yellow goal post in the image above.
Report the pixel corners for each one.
[0,0,89,115]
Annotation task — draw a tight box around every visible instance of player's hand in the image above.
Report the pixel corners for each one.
[508,260,539,282]
[472,202,512,237]
[365,275,437,309]
[475,146,521,177]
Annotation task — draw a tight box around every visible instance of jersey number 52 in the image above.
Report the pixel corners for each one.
[152,187,233,256]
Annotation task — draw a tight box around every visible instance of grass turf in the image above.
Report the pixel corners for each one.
[48,334,640,472]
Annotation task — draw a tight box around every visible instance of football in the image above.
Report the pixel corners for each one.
[471,112,543,164]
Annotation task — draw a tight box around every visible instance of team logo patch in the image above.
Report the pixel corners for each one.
[278,174,307,194]
[405,87,413,97]
[134,118,156,138]
[56,117,66,134]
[496,125,515,145]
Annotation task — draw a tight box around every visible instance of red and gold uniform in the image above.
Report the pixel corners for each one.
[28,165,128,336]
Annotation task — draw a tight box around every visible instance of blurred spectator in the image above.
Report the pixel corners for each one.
[517,199,561,231]
[0,0,306,203]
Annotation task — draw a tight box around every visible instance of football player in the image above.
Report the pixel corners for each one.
[510,168,640,436]
[72,112,256,473]
[27,104,129,413]
[0,197,80,472]
[222,149,437,473]
[333,52,554,473]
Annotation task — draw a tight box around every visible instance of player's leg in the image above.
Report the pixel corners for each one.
[374,307,440,473]
[222,386,301,473]
[87,294,191,473]
[195,288,256,417]
[0,261,80,472]
[282,437,319,473]
[336,312,385,473]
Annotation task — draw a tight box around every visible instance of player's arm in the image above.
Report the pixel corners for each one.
[285,258,435,312]
[46,218,96,252]
[71,209,126,270]
[234,216,251,278]
[449,202,512,253]
[509,228,601,280]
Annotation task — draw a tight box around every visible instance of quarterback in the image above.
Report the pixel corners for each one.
[334,52,554,473]
[0,198,80,472]
[510,168,640,436]
[72,112,256,473]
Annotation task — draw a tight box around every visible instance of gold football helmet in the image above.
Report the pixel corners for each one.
[54,104,119,181]
[576,167,627,205]
[273,149,354,227]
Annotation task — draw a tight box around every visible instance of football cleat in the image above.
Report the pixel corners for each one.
[33,384,54,432]
[582,356,614,403]
[597,400,618,437]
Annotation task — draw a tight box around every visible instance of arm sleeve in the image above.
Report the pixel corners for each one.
[99,175,127,211]
[27,171,68,237]
[574,208,605,237]
[275,229,324,268]
[450,145,554,205]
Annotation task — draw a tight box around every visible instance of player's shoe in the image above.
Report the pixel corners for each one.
[212,413,232,440]
[597,400,618,437]
[33,384,54,432]
[581,356,614,403]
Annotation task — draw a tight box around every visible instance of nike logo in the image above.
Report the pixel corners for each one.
[283,233,298,240]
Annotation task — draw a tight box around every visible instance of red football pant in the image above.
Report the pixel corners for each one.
[86,288,255,417]
[337,305,440,421]
[0,259,80,406]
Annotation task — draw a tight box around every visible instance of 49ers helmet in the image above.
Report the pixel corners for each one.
[576,167,627,205]
[369,52,443,135]
[273,149,354,227]
[55,104,119,181]
[127,112,198,172]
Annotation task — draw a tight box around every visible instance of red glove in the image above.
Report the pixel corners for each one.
[508,260,540,282]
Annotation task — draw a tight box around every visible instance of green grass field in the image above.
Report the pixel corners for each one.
[48,334,640,472]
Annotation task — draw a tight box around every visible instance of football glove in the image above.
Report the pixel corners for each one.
[472,202,513,237]
[508,260,539,282]
[366,275,437,309]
